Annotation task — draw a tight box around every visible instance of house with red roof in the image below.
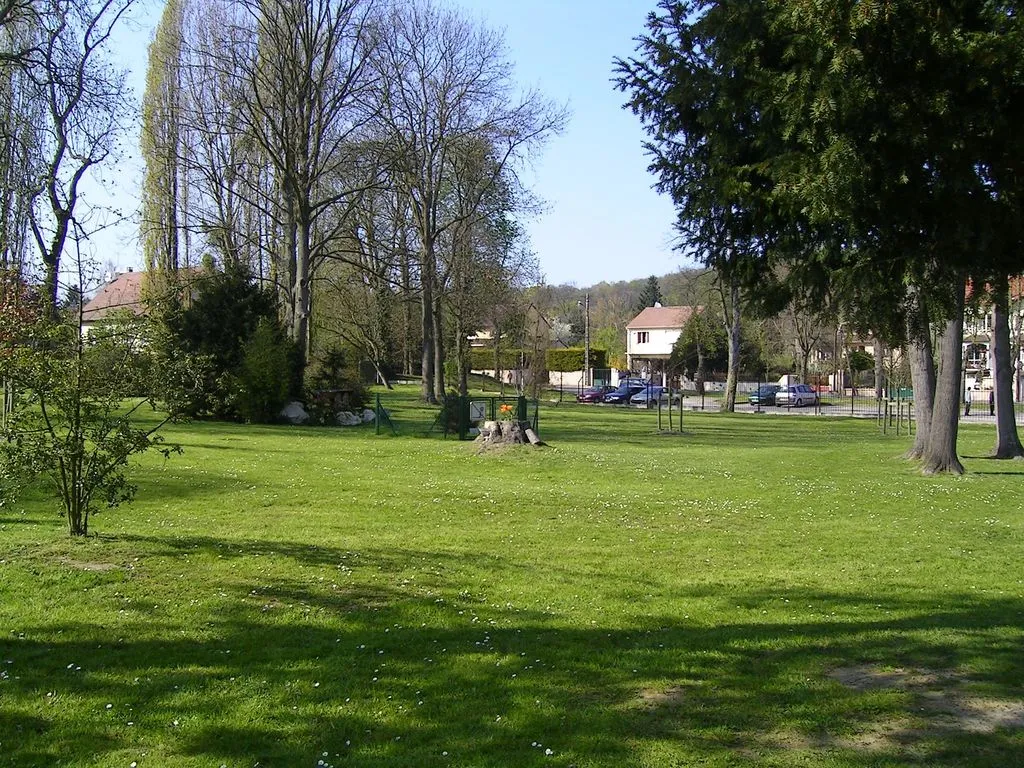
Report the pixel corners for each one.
[626,305,698,384]
[80,270,145,336]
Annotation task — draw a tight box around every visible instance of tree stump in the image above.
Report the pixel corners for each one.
[476,419,537,446]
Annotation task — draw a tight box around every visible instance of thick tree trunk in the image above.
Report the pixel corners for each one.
[922,286,965,475]
[454,310,468,396]
[44,256,59,316]
[433,295,445,401]
[906,336,935,459]
[990,275,1024,459]
[292,216,312,371]
[420,248,436,403]
[279,196,298,337]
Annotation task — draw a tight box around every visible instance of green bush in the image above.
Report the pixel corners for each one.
[304,347,367,425]
[82,314,153,397]
[152,265,297,421]
[546,347,608,372]
[234,320,296,423]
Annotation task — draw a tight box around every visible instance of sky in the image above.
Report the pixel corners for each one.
[93,0,687,288]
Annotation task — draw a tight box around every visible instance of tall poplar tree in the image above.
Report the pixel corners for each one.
[140,0,185,303]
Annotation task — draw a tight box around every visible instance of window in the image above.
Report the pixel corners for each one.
[636,331,650,344]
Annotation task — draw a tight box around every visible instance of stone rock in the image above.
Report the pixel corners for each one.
[280,401,309,425]
[337,411,361,426]
[361,408,376,423]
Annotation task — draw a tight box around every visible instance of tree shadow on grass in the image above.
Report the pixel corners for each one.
[2,565,1022,768]
[545,413,893,452]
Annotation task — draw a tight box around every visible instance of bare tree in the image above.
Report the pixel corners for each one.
[28,0,133,312]
[227,0,380,370]
[781,302,832,383]
[372,0,565,402]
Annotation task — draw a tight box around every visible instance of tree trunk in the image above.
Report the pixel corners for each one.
[695,347,706,395]
[990,274,1024,458]
[43,255,60,317]
[722,278,741,412]
[906,336,935,459]
[433,294,445,402]
[401,242,413,376]
[455,311,468,396]
[279,190,298,338]
[420,247,436,403]
[921,285,965,475]
[874,340,886,400]
[292,215,312,371]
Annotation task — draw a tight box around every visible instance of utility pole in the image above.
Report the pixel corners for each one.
[578,293,591,386]
[585,292,591,386]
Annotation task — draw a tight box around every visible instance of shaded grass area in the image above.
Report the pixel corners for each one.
[1,393,1022,767]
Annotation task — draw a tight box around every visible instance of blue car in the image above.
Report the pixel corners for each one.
[603,384,646,404]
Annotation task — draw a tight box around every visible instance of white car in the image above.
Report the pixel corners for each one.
[776,384,819,407]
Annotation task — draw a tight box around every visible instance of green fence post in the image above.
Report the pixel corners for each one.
[516,396,527,422]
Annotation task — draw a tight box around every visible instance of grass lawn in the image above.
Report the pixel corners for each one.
[1,390,1022,767]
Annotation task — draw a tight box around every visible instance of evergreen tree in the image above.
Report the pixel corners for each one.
[616,0,1024,471]
[633,275,664,316]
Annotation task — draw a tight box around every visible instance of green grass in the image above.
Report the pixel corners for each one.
[2,390,1023,767]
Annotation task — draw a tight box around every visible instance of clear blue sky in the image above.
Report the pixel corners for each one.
[454,0,687,286]
[95,0,685,288]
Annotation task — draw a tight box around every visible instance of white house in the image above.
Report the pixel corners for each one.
[626,305,698,384]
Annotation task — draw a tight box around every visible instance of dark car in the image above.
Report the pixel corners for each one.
[748,384,781,406]
[576,385,616,403]
[603,384,646,404]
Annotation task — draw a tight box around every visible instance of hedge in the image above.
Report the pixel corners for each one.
[545,347,607,372]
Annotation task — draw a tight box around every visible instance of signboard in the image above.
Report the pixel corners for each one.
[469,401,488,421]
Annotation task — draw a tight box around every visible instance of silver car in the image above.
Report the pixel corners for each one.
[776,384,819,407]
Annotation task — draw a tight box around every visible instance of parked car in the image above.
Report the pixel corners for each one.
[776,383,819,407]
[603,384,646,404]
[576,385,616,403]
[748,384,781,406]
[630,386,677,407]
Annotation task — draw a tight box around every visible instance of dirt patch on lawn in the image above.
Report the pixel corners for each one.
[637,685,687,708]
[828,664,947,691]
[62,559,120,572]
[638,665,1024,757]
[829,664,1024,745]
